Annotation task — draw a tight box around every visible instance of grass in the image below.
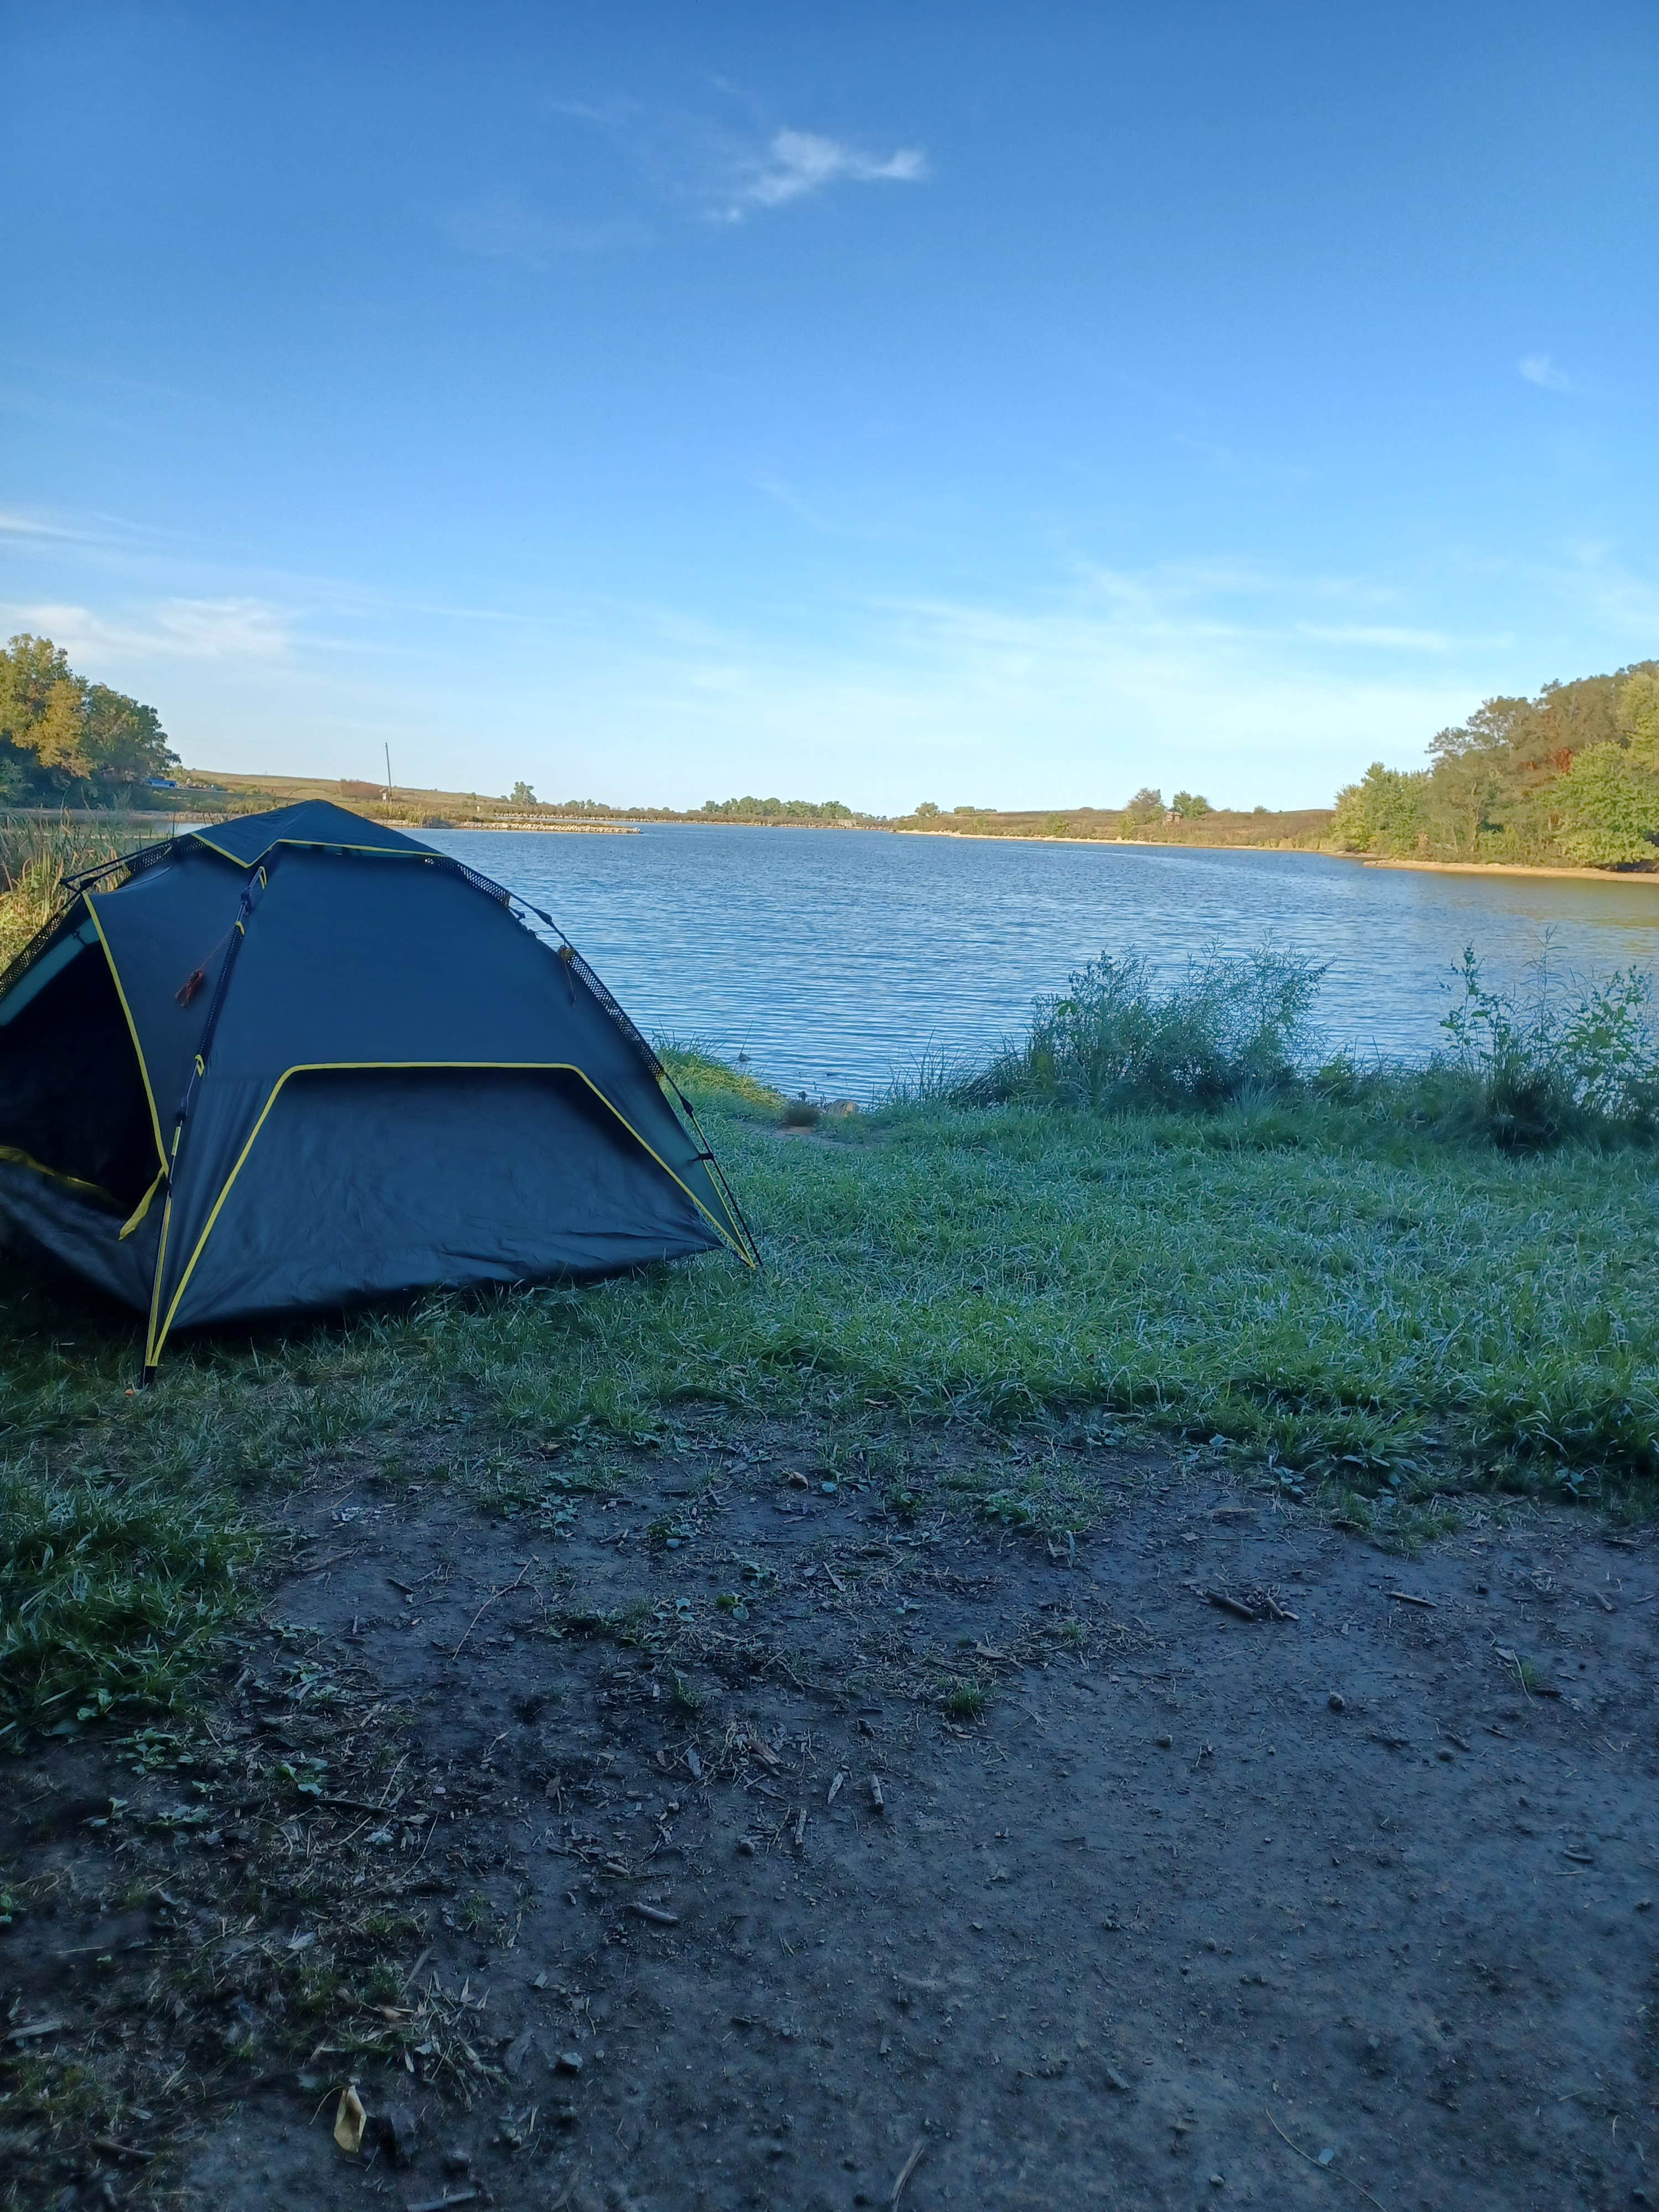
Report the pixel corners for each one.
[2,857,1658,1738]
[0,816,157,969]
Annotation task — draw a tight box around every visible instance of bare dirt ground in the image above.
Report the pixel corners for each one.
[4,1432,1656,2212]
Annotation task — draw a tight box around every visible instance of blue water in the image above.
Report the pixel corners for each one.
[424,826,1659,1100]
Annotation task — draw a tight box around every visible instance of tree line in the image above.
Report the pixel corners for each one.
[1333,662,1659,869]
[22,622,1659,873]
[0,635,178,802]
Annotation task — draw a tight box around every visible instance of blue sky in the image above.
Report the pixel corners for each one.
[3,1,1656,811]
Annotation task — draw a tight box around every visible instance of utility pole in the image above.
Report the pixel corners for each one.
[383,743,393,801]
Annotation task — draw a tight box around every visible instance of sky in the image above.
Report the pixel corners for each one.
[3,1,1657,813]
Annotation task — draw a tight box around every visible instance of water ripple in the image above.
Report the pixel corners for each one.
[427,826,1659,1100]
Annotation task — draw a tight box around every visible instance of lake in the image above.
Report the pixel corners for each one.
[425,826,1659,1100]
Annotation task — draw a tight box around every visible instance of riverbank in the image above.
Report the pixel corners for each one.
[891,825,1327,857]
[1355,852,1659,883]
[6,1051,1656,1733]
[2,1060,1657,2206]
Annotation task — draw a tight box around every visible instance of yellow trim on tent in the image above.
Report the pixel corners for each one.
[143,1124,184,1369]
[149,1058,755,1363]
[83,895,168,1173]
[119,1168,165,1240]
[187,833,430,867]
[0,1144,118,1209]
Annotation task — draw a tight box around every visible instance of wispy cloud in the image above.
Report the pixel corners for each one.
[716,128,927,219]
[446,194,649,267]
[8,597,292,662]
[1295,623,1493,654]
[538,97,928,231]
[0,510,87,544]
[1519,353,1576,393]
[0,507,149,551]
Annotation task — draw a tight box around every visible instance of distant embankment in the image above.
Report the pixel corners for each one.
[188,771,639,833]
[179,770,1333,849]
[890,805,1335,851]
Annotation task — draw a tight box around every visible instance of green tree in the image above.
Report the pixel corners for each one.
[1123,786,1165,828]
[0,635,87,784]
[1423,749,1505,855]
[509,780,536,805]
[1555,744,1659,867]
[0,634,178,799]
[1171,790,1210,819]
[82,684,174,782]
[1618,671,1659,766]
[1331,763,1430,853]
[914,800,941,817]
[1428,697,1528,765]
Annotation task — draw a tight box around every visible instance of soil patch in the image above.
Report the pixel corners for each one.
[4,1444,1656,2210]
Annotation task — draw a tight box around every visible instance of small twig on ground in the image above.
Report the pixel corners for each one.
[890,2135,928,2206]
[293,1550,358,1578]
[1265,2109,1388,2211]
[451,1558,538,1659]
[1386,1590,1436,1608]
[90,2137,154,2163]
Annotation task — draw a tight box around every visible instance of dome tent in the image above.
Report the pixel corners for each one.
[0,800,755,1376]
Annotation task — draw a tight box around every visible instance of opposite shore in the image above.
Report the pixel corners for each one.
[10,802,1659,883]
[891,827,1659,881]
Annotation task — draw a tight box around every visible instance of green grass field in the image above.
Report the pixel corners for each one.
[4,1040,1657,1737]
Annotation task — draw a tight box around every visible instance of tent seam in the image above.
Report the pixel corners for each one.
[149,1058,754,1364]
[83,896,168,1172]
[143,864,269,1371]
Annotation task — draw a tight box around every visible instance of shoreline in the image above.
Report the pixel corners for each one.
[1351,853,1659,885]
[155,798,1659,880]
[733,825,1659,883]
[887,827,1326,855]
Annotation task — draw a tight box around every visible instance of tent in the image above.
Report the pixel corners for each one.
[0,800,756,1375]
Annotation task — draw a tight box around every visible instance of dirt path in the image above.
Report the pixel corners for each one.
[4,1441,1656,2210]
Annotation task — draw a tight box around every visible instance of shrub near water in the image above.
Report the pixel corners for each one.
[953,946,1324,1111]
[1417,945,1659,1147]
[950,938,1659,1149]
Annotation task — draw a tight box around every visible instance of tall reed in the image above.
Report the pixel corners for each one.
[0,816,142,968]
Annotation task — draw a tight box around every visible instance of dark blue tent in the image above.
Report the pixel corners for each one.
[0,801,755,1374]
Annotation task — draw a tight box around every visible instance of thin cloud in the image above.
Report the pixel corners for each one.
[716,128,927,220]
[0,510,84,544]
[542,97,927,226]
[446,194,649,267]
[11,598,292,662]
[1296,623,1489,654]
[1519,353,1575,393]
